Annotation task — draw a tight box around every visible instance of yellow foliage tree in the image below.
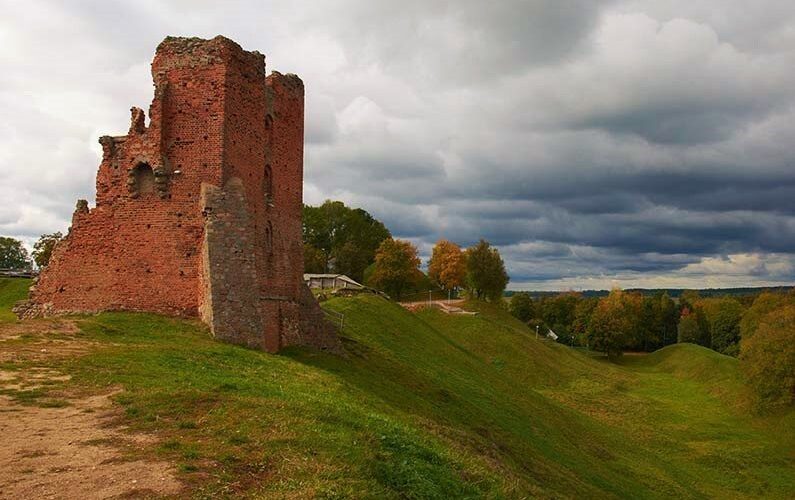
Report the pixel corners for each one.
[368,238,421,300]
[427,239,466,292]
[587,288,634,359]
[740,299,795,409]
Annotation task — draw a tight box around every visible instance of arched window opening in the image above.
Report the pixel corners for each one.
[132,162,155,197]
[263,164,273,206]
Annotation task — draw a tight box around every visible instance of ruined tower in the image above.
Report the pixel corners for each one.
[17,36,338,353]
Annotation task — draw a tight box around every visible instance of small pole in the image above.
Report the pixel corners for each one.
[536,325,539,339]
[428,290,432,307]
[448,289,451,305]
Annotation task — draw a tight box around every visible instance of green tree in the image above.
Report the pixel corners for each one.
[465,240,509,301]
[740,304,795,409]
[539,292,581,345]
[303,243,326,274]
[302,201,391,281]
[700,297,744,356]
[32,232,63,269]
[367,239,421,300]
[0,236,30,269]
[509,293,535,323]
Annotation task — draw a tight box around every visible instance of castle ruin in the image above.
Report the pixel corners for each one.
[16,36,338,353]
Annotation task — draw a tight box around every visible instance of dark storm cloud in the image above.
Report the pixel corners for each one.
[2,0,795,289]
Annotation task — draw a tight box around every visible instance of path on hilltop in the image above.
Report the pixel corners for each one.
[0,319,182,499]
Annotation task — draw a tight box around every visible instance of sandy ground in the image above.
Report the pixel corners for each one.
[0,319,183,499]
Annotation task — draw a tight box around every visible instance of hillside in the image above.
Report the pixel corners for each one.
[0,278,793,498]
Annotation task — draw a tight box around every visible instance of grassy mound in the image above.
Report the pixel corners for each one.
[0,279,793,498]
[620,343,749,409]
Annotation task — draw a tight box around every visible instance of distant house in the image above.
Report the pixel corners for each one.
[304,274,364,290]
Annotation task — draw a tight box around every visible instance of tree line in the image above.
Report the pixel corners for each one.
[510,288,795,410]
[303,200,509,301]
[0,233,62,270]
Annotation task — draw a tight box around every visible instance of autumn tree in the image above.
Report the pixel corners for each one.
[571,297,599,347]
[368,238,421,300]
[657,292,679,347]
[0,236,30,269]
[740,303,795,409]
[465,239,509,301]
[739,292,794,339]
[32,232,63,269]
[620,292,646,351]
[427,239,466,293]
[587,288,633,359]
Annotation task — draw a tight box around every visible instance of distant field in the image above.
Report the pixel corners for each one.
[0,278,792,498]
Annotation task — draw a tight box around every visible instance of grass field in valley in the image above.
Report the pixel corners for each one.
[0,277,793,498]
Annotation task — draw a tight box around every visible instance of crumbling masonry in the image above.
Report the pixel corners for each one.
[16,36,339,353]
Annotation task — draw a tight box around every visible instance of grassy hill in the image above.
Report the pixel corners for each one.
[0,277,30,322]
[0,278,793,498]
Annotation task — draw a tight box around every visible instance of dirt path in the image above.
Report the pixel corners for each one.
[0,319,182,499]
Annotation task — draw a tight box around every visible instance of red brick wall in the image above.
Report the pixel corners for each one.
[23,36,339,353]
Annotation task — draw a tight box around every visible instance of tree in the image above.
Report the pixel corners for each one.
[302,201,391,281]
[427,240,466,292]
[32,232,63,269]
[303,243,326,274]
[677,307,709,346]
[700,297,744,356]
[739,292,795,340]
[572,297,599,347]
[587,289,633,359]
[621,292,646,351]
[367,239,421,300]
[509,293,535,323]
[465,240,509,301]
[740,304,795,409]
[658,292,679,347]
[0,236,30,269]
[539,292,581,345]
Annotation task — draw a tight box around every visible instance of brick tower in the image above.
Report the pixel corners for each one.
[16,36,339,353]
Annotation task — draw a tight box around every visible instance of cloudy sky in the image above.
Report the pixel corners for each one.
[2,0,795,290]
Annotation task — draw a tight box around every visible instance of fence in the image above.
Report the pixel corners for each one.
[0,268,37,279]
[322,308,345,332]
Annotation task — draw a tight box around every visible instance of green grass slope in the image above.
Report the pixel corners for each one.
[0,277,30,322]
[0,278,793,498]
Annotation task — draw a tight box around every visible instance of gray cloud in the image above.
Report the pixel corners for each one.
[2,0,795,289]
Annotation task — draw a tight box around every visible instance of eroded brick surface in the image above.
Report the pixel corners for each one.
[18,36,339,353]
